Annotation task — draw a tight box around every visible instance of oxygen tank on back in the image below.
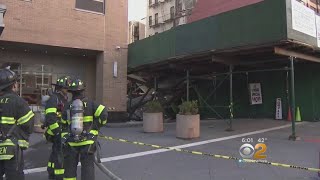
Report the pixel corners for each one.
[71,99,84,136]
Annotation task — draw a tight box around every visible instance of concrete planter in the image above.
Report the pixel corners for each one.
[176,114,200,139]
[143,112,163,133]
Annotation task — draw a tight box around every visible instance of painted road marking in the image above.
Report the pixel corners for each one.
[24,123,299,174]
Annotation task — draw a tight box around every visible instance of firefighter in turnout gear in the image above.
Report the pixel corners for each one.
[45,76,72,180]
[61,78,107,180]
[0,67,34,180]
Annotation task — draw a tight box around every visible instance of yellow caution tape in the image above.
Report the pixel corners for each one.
[98,135,320,173]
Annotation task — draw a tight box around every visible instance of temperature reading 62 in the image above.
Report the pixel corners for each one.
[258,138,267,143]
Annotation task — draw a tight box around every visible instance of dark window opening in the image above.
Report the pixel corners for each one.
[170,6,175,19]
[149,16,152,26]
[75,0,105,14]
[155,13,158,25]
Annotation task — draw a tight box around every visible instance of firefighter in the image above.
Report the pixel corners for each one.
[61,78,107,180]
[44,76,72,180]
[0,67,34,180]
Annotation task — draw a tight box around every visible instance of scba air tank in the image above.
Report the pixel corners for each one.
[71,99,84,136]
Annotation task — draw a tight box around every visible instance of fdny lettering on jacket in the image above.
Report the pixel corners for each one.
[0,98,9,104]
[0,147,7,155]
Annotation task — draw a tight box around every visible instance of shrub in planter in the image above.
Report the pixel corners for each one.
[144,100,163,113]
[178,100,199,115]
[143,100,164,133]
[176,100,200,139]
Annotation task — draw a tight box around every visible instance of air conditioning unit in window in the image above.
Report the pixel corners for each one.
[0,4,6,36]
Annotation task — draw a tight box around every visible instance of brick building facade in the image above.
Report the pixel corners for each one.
[0,0,128,120]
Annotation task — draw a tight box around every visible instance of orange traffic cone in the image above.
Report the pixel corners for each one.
[287,106,292,121]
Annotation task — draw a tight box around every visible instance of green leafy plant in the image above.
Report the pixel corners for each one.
[178,100,199,115]
[144,100,163,113]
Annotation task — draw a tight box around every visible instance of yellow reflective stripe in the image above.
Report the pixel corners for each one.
[0,120,15,124]
[89,130,98,136]
[61,119,67,124]
[46,108,57,114]
[63,178,76,180]
[49,122,59,130]
[48,162,55,168]
[18,140,29,148]
[83,116,93,122]
[61,132,68,138]
[47,129,54,136]
[94,105,105,117]
[0,139,15,146]
[54,169,65,175]
[17,110,34,125]
[67,120,71,125]
[0,155,14,160]
[1,117,15,121]
[1,117,16,124]
[99,118,107,125]
[68,140,94,147]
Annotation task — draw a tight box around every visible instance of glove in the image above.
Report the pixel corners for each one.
[60,133,69,146]
[44,129,54,143]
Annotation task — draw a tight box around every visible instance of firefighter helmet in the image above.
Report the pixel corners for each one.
[52,76,72,88]
[68,78,85,92]
[0,68,19,91]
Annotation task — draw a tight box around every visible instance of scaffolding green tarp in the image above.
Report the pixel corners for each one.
[128,0,287,68]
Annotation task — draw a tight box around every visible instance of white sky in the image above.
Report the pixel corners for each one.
[128,0,147,23]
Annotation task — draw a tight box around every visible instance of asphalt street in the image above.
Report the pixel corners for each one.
[23,119,320,180]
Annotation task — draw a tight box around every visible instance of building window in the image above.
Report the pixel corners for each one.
[134,26,139,34]
[149,0,152,6]
[155,0,158,4]
[35,75,51,89]
[75,0,105,14]
[170,6,175,19]
[149,16,152,26]
[155,13,158,25]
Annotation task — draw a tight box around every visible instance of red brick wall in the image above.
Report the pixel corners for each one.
[188,0,264,23]
[0,0,129,112]
[0,0,105,51]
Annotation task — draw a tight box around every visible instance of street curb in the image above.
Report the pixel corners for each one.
[105,121,143,128]
[104,119,223,128]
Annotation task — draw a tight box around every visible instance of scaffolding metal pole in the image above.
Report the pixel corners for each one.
[154,76,157,91]
[207,68,291,78]
[289,57,298,140]
[19,64,22,97]
[41,65,44,87]
[227,65,234,131]
[187,70,190,102]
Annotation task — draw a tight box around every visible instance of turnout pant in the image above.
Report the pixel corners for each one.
[63,145,95,180]
[0,151,24,180]
[47,136,64,180]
